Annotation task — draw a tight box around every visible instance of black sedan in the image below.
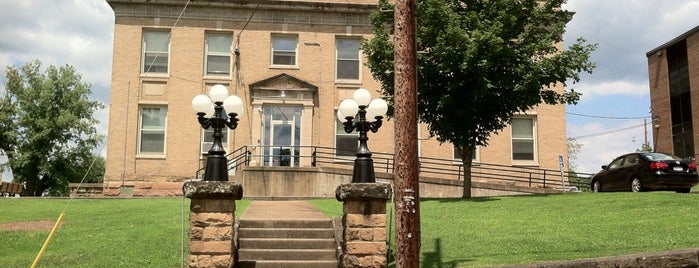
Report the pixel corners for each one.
[590,152,699,193]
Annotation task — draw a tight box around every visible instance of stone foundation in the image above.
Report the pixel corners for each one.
[183,181,243,268]
[336,183,392,268]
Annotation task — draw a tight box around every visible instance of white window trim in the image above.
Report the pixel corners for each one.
[141,29,171,76]
[204,32,233,77]
[201,128,229,154]
[511,116,538,165]
[270,34,299,68]
[335,37,362,83]
[453,145,480,164]
[335,110,358,161]
[137,105,168,158]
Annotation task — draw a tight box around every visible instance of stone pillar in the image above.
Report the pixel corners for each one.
[183,181,243,268]
[336,183,393,268]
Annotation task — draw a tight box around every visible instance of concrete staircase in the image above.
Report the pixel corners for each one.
[237,201,338,268]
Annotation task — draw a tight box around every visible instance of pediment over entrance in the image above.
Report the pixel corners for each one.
[249,73,317,101]
[247,73,316,168]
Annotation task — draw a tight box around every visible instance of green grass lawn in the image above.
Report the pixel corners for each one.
[310,192,699,267]
[0,198,250,268]
[2,193,698,268]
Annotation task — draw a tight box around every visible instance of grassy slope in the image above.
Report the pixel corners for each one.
[0,198,250,268]
[2,193,698,267]
[311,192,699,267]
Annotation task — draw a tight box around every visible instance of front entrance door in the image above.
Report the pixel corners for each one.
[263,106,301,166]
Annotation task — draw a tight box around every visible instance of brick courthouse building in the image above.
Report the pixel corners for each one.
[104,0,570,196]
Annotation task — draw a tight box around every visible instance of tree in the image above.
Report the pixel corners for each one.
[636,142,653,153]
[364,0,597,198]
[2,60,105,196]
[0,92,18,156]
[567,137,583,171]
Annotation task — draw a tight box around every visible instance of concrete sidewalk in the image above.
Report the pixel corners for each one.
[240,200,330,221]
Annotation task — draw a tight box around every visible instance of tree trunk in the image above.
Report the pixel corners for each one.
[460,143,475,199]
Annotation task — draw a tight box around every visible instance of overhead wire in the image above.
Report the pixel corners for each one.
[144,0,191,73]
[566,112,651,120]
[233,0,263,152]
[570,122,647,140]
[235,0,263,50]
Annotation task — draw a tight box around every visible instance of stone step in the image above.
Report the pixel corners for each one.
[239,238,336,249]
[237,260,338,268]
[239,219,333,229]
[238,249,336,261]
[238,227,334,239]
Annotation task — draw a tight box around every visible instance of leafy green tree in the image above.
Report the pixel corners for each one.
[636,142,653,153]
[567,137,583,171]
[2,60,104,196]
[0,93,18,157]
[364,0,597,198]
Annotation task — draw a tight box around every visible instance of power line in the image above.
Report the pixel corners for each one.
[566,112,651,120]
[235,0,262,50]
[145,0,191,73]
[570,122,647,140]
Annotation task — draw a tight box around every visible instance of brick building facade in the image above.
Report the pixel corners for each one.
[104,0,570,194]
[648,25,699,159]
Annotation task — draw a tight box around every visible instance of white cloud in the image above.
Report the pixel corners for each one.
[648,1,699,43]
[564,0,699,95]
[574,80,649,102]
[0,0,114,103]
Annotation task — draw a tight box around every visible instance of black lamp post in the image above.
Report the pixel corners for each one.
[337,88,388,183]
[191,84,243,181]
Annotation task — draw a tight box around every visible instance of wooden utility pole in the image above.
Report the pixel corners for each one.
[393,0,420,267]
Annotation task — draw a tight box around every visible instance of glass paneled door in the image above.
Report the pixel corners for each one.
[263,106,301,166]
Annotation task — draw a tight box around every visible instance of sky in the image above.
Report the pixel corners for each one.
[1,0,699,175]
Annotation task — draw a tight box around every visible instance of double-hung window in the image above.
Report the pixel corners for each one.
[205,33,232,75]
[271,35,297,66]
[336,38,361,80]
[138,106,168,155]
[511,117,536,161]
[453,145,479,162]
[201,128,228,154]
[142,30,170,73]
[335,112,358,157]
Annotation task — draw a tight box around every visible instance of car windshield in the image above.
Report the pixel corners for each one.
[641,152,682,161]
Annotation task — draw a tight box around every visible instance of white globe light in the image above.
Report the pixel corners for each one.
[192,94,212,113]
[366,98,388,122]
[205,105,215,117]
[352,88,372,106]
[223,95,244,116]
[336,110,346,122]
[209,84,229,103]
[369,98,388,116]
[338,99,359,118]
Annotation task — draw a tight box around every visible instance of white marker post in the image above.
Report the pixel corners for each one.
[559,155,566,192]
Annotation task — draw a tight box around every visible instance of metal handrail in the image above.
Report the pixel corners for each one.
[194,145,593,191]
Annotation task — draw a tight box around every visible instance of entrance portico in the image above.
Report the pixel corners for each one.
[249,74,317,167]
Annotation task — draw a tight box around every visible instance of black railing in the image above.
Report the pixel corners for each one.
[195,145,593,191]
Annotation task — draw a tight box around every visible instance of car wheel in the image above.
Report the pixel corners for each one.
[591,180,601,192]
[630,178,642,192]
[676,188,691,194]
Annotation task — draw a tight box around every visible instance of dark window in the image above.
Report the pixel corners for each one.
[667,40,694,158]
[336,38,361,80]
[336,113,357,156]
